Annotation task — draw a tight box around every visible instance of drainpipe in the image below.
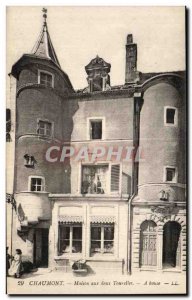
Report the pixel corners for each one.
[127,193,135,274]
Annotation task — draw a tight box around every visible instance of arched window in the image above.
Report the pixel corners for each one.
[163,221,181,269]
[140,220,157,267]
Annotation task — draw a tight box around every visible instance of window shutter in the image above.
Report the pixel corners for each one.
[111,164,120,192]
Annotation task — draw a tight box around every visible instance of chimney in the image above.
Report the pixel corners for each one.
[125,34,139,84]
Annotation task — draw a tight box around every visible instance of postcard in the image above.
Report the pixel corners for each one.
[6,6,187,295]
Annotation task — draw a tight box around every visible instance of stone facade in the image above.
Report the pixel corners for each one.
[7,11,186,275]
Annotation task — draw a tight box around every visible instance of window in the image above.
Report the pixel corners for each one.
[164,167,177,183]
[29,177,45,192]
[81,164,120,194]
[164,107,178,126]
[91,224,114,255]
[37,120,53,137]
[90,120,102,139]
[59,225,82,254]
[38,70,54,88]
[81,165,108,194]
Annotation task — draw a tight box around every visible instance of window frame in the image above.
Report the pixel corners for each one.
[58,224,83,255]
[164,106,178,127]
[37,118,54,138]
[163,166,178,183]
[87,117,105,140]
[38,69,54,88]
[28,176,45,192]
[80,162,122,195]
[90,223,115,256]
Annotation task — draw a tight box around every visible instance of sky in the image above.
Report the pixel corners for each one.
[7,6,185,89]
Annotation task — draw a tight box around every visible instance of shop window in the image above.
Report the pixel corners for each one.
[91,224,114,255]
[59,225,82,254]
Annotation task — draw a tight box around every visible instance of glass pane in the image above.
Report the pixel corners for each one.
[40,73,46,82]
[91,121,102,139]
[166,109,175,124]
[72,241,82,253]
[91,227,101,240]
[60,240,70,253]
[104,226,114,240]
[91,241,101,253]
[36,178,42,185]
[104,241,114,253]
[36,185,41,191]
[60,226,70,239]
[31,183,36,191]
[149,236,156,251]
[166,168,175,181]
[82,165,107,194]
[73,227,82,239]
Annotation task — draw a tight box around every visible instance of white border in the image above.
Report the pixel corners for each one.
[2,2,191,298]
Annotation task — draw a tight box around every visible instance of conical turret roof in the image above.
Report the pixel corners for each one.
[31,8,60,67]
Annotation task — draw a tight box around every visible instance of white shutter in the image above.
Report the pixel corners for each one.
[110,164,120,192]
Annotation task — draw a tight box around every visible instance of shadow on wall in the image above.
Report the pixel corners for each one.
[62,98,79,194]
[122,172,132,194]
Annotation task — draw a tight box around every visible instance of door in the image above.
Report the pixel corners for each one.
[163,221,181,268]
[140,221,157,267]
[34,228,49,267]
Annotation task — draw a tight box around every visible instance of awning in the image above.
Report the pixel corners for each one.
[90,215,115,224]
[58,215,83,224]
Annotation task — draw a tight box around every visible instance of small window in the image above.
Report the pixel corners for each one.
[58,225,82,254]
[91,224,114,255]
[90,120,102,140]
[165,167,176,182]
[165,107,177,126]
[38,71,54,88]
[37,120,52,137]
[30,177,45,192]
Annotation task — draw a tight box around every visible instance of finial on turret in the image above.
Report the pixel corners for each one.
[42,7,47,24]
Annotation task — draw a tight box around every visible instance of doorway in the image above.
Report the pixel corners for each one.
[33,228,49,267]
[163,221,181,268]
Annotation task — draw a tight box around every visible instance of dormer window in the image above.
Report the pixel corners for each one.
[38,70,54,88]
[85,56,111,93]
